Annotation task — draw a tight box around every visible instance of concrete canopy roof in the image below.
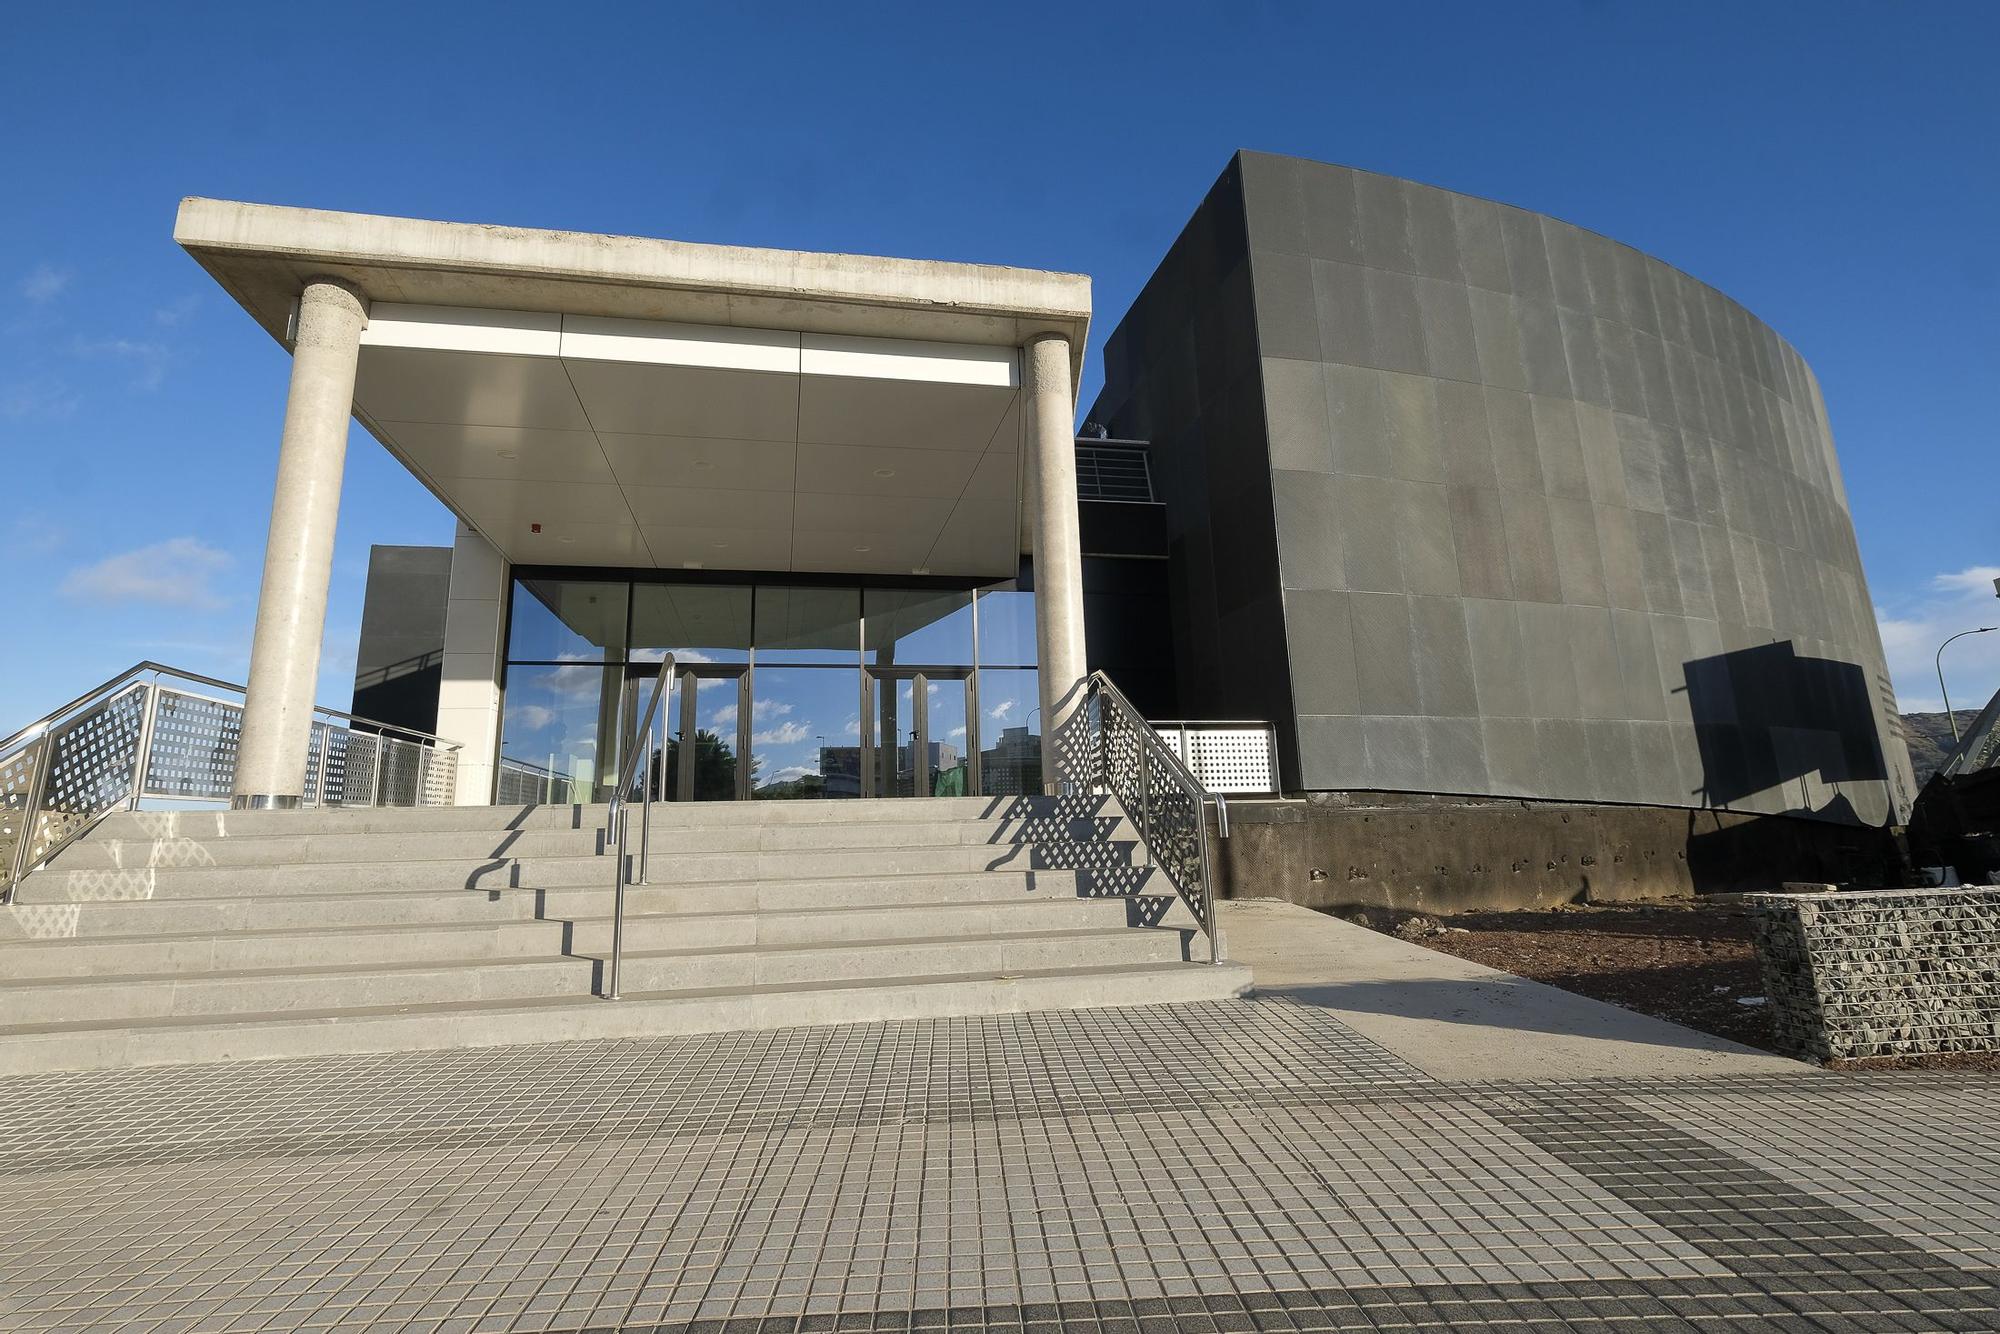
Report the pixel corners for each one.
[174,199,1091,381]
[175,199,1091,577]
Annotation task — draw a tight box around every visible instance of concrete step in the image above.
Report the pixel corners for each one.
[85,795,1118,841]
[24,841,1150,901]
[49,814,1140,869]
[1,792,1231,1078]
[0,896,1164,979]
[0,955,595,1026]
[0,869,1129,940]
[0,960,1254,1077]
[0,926,1191,1028]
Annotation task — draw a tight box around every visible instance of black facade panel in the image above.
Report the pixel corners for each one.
[350,545,451,735]
[1090,149,1913,828]
[1086,155,1300,785]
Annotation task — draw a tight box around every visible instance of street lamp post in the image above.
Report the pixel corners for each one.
[1936,627,1998,745]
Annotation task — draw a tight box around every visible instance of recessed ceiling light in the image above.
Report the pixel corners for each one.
[497,450,518,460]
[682,560,704,569]
[873,467,896,478]
[711,540,730,549]
[558,536,575,544]
[853,545,872,553]
[911,566,930,575]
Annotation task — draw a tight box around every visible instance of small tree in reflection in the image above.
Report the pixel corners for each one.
[661,729,754,800]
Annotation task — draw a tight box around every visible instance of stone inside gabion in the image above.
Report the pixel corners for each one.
[1748,886,2000,1062]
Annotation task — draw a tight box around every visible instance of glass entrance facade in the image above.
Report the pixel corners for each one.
[498,577,1039,802]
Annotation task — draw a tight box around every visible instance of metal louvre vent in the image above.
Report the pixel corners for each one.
[1075,442,1156,503]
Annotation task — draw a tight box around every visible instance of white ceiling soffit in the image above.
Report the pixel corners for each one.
[353,304,1024,577]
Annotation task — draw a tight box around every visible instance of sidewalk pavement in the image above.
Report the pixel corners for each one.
[0,903,1994,1332]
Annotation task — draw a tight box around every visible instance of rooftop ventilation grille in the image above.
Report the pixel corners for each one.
[1075,442,1156,504]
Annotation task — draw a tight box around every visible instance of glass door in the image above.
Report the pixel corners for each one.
[662,665,750,801]
[863,668,975,798]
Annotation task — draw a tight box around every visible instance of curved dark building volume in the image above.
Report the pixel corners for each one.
[1090,151,1914,835]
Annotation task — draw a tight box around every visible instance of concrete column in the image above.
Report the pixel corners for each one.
[1023,333,1087,794]
[233,279,368,808]
[436,522,508,805]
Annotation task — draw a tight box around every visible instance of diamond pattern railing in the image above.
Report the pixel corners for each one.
[1083,673,1227,961]
[1,663,459,898]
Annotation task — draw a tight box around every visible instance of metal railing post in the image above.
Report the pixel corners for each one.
[1198,798,1223,965]
[369,736,386,808]
[607,805,627,1000]
[638,728,653,886]
[1137,736,1153,870]
[7,735,55,897]
[128,680,162,810]
[602,656,672,1001]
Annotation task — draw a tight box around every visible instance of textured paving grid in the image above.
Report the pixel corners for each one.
[0,999,1995,1332]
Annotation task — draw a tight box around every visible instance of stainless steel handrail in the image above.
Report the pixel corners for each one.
[1084,672,1228,964]
[2,661,463,898]
[602,656,673,1000]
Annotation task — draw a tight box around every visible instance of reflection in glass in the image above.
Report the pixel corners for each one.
[974,589,1037,666]
[500,662,621,802]
[875,677,918,798]
[631,584,751,664]
[925,677,971,797]
[749,668,862,799]
[754,586,860,663]
[508,580,628,662]
[864,589,972,666]
[664,671,745,801]
[976,668,1041,796]
[665,728,739,801]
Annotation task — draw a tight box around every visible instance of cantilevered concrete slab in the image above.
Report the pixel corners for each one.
[175,198,1090,576]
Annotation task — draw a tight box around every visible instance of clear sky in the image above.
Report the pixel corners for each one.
[3,1,1995,731]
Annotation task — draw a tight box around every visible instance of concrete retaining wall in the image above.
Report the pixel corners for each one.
[1213,792,1900,914]
[1749,886,2000,1062]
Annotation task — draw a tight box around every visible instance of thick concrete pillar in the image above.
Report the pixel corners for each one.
[1023,333,1087,794]
[233,279,368,808]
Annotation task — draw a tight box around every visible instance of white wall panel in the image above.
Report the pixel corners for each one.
[561,315,800,373]
[361,304,561,355]
[802,333,1018,387]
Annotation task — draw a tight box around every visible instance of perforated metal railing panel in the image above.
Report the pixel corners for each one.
[144,690,240,800]
[0,739,41,894]
[28,685,148,866]
[1155,724,1278,795]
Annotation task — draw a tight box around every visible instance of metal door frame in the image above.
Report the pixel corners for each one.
[656,664,750,801]
[861,667,977,798]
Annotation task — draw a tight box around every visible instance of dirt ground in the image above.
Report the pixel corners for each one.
[1335,899,2000,1072]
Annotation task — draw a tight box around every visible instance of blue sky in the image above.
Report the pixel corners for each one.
[3,1,1995,729]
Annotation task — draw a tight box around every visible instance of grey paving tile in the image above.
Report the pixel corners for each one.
[0,1001,1994,1332]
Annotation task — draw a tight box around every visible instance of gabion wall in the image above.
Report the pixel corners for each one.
[1749,887,2000,1061]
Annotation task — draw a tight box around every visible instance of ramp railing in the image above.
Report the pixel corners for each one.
[1,662,460,900]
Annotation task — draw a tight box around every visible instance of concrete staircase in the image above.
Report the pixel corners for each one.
[0,796,1250,1075]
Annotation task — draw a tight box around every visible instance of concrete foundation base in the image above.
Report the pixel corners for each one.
[1215,792,1904,914]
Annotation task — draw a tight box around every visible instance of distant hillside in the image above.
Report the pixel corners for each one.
[1903,711,1985,786]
